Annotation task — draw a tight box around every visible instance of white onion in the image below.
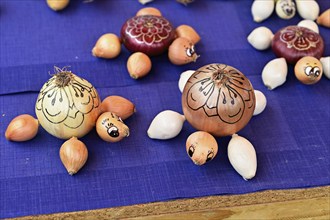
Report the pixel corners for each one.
[35,66,101,139]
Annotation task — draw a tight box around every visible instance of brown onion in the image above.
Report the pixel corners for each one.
[271,25,324,64]
[317,9,330,28]
[127,52,152,79]
[96,112,129,142]
[101,95,136,120]
[294,56,323,85]
[120,15,175,56]
[92,33,121,59]
[136,7,162,16]
[175,25,201,45]
[168,37,199,65]
[186,131,218,165]
[182,64,256,137]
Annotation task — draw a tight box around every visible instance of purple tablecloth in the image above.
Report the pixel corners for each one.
[1,0,329,218]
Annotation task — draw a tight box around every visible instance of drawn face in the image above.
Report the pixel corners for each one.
[180,41,198,64]
[280,0,295,17]
[101,113,125,138]
[187,143,215,165]
[35,66,101,139]
[102,120,119,138]
[304,64,321,78]
[185,44,195,58]
[97,112,129,142]
[294,56,323,85]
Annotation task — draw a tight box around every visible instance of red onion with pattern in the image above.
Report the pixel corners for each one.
[120,15,175,56]
[271,25,324,64]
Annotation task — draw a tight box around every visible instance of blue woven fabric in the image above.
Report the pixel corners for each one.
[0,0,329,218]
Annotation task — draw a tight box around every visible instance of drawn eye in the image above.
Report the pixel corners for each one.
[186,46,195,57]
[107,126,119,137]
[206,150,214,162]
[312,67,320,76]
[188,145,195,157]
[304,66,312,76]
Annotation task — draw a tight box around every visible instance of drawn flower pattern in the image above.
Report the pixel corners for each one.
[185,64,255,124]
[36,69,100,129]
[125,15,174,45]
[280,26,320,51]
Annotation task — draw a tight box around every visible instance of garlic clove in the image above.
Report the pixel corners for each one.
[46,0,70,11]
[178,70,195,93]
[253,90,267,116]
[296,0,320,21]
[127,52,152,79]
[147,110,185,140]
[297,20,319,33]
[275,0,296,20]
[227,134,257,180]
[5,114,39,142]
[138,0,154,5]
[101,96,136,120]
[262,57,288,90]
[320,57,330,79]
[136,7,162,16]
[317,9,330,28]
[251,0,275,23]
[175,25,201,45]
[96,112,130,142]
[186,131,218,165]
[92,33,121,59]
[59,137,88,175]
[168,37,199,65]
[247,26,274,50]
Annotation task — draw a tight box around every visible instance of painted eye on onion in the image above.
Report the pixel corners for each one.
[312,67,320,76]
[206,150,214,162]
[186,46,195,57]
[188,145,195,157]
[108,126,119,137]
[304,66,312,76]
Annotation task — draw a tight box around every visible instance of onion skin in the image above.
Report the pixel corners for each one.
[317,9,330,28]
[271,25,324,64]
[35,67,101,140]
[168,37,199,65]
[120,15,175,56]
[96,112,129,142]
[294,56,323,85]
[5,114,39,142]
[92,33,121,59]
[186,131,218,165]
[127,52,152,79]
[175,25,201,45]
[46,0,69,11]
[136,7,162,16]
[182,64,255,137]
[101,96,136,120]
[59,137,88,176]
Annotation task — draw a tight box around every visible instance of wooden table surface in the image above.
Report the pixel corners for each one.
[14,185,329,220]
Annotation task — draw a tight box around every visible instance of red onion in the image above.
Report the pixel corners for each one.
[271,25,324,64]
[120,15,175,56]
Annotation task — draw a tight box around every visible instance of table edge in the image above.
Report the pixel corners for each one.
[12,185,330,220]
